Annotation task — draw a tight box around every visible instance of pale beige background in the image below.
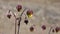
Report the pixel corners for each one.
[0,0,60,34]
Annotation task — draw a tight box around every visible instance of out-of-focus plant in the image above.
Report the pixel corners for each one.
[6,4,33,34]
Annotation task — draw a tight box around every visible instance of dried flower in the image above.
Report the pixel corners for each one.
[24,19,28,25]
[7,10,12,19]
[7,14,11,19]
[26,9,33,18]
[30,26,34,32]
[16,5,22,12]
[41,25,46,30]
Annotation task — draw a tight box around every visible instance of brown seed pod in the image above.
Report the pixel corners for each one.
[7,10,12,19]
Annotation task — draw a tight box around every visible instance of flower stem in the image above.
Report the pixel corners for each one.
[48,27,52,34]
[17,8,27,34]
[9,10,17,34]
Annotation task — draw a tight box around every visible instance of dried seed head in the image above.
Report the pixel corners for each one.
[27,10,33,15]
[26,10,33,18]
[24,19,28,25]
[16,5,22,12]
[55,27,60,32]
[7,14,11,19]
[30,26,34,32]
[41,25,46,30]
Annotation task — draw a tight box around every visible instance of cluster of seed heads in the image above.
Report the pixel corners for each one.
[16,5,22,12]
[41,25,60,34]
[24,19,28,25]
[6,4,34,34]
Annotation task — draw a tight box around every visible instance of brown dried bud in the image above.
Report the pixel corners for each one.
[24,19,28,25]
[55,27,60,32]
[30,26,34,32]
[16,5,22,12]
[41,25,46,30]
[27,10,33,15]
[7,14,11,19]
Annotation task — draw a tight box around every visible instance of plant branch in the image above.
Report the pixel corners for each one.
[9,10,17,34]
[17,8,27,34]
[48,27,53,34]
